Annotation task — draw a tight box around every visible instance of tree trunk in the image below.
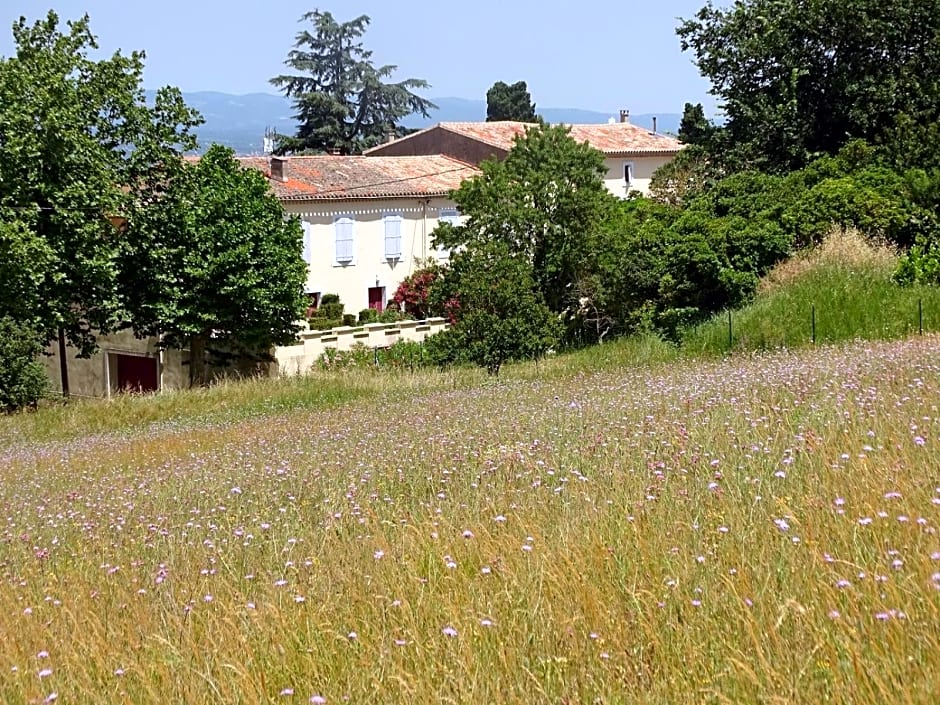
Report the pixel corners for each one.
[57,327,70,398]
[189,332,208,388]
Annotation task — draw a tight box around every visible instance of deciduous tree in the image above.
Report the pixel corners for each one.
[434,124,617,316]
[121,145,308,387]
[678,0,940,172]
[271,10,435,155]
[427,241,558,375]
[0,11,201,362]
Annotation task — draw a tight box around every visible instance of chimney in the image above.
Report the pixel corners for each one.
[652,116,658,133]
[619,109,630,124]
[270,156,288,183]
[385,129,396,144]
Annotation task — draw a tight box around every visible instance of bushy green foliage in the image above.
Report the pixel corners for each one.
[0,11,201,356]
[896,234,940,287]
[315,340,434,372]
[678,0,940,173]
[486,81,537,122]
[358,308,378,325]
[429,241,559,375]
[121,145,307,386]
[436,124,618,317]
[308,294,345,330]
[0,317,50,412]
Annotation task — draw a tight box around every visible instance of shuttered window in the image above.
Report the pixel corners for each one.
[437,208,460,258]
[301,220,312,265]
[334,216,354,263]
[384,213,402,260]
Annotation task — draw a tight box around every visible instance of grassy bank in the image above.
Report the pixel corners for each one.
[1,336,939,703]
[682,231,940,354]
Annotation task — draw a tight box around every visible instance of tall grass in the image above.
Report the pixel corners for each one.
[1,337,938,703]
[682,230,940,355]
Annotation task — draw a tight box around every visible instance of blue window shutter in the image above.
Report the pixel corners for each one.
[334,216,354,262]
[384,214,402,259]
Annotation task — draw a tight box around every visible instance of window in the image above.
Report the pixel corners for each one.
[437,208,460,259]
[439,208,460,226]
[624,162,634,187]
[301,220,313,265]
[383,213,402,260]
[334,215,354,264]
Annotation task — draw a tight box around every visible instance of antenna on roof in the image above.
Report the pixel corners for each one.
[263,126,276,155]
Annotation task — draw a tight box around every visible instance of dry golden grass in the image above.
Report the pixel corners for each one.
[758,228,898,296]
[2,337,939,703]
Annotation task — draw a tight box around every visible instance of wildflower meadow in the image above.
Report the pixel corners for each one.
[1,337,938,703]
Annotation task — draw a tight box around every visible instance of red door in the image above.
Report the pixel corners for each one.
[116,354,158,393]
[368,286,385,312]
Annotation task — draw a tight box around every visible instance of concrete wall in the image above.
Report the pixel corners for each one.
[42,329,188,398]
[275,317,449,375]
[602,154,674,198]
[286,197,463,314]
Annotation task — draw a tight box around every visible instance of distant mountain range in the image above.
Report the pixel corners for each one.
[146,91,681,155]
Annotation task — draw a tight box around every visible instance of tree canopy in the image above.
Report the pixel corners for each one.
[271,10,435,155]
[678,0,940,172]
[434,124,617,316]
[486,80,537,122]
[121,145,308,387]
[0,11,201,358]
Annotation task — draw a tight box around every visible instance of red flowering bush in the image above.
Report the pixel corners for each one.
[391,264,443,319]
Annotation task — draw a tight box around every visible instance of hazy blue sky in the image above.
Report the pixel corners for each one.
[2,1,725,115]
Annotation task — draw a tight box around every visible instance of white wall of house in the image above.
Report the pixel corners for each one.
[284,197,462,315]
[602,155,674,198]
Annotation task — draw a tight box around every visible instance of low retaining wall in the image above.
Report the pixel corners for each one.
[274,317,448,376]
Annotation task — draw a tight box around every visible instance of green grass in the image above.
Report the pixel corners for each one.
[683,231,940,355]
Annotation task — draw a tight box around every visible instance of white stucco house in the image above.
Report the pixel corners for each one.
[363,113,684,198]
[237,154,478,314]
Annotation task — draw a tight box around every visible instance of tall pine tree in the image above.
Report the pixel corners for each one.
[271,11,435,155]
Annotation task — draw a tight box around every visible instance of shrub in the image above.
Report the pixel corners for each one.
[341,314,356,327]
[391,264,443,319]
[378,339,432,370]
[358,308,378,325]
[308,294,346,331]
[315,343,374,371]
[0,317,50,412]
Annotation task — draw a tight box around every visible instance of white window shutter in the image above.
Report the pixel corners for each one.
[334,216,354,263]
[301,221,312,264]
[384,214,402,259]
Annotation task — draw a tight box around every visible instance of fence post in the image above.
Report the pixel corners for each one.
[811,304,816,345]
[728,310,733,351]
[919,298,923,336]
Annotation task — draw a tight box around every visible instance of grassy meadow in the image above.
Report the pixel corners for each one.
[2,333,939,704]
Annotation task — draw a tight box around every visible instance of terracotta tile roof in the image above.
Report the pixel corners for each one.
[235,154,479,201]
[367,121,684,157]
